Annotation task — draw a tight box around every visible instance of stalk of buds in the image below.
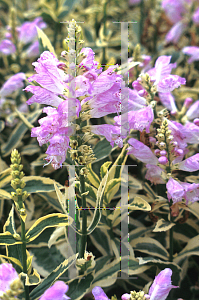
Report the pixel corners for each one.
[10,149,29,221]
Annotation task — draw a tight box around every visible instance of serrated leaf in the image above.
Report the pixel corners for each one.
[26,213,73,243]
[30,254,78,300]
[36,26,56,56]
[153,219,175,232]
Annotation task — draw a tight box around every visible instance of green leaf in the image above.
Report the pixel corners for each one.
[26,213,72,243]
[67,271,94,300]
[0,232,22,246]
[87,170,109,234]
[138,257,181,285]
[93,138,112,162]
[30,254,78,300]
[0,255,22,269]
[87,163,100,189]
[20,268,41,286]
[130,237,169,261]
[1,110,42,157]
[100,161,112,179]
[153,218,175,232]
[174,235,199,264]
[0,168,12,189]
[36,26,56,56]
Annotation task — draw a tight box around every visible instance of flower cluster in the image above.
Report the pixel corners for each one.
[0,16,46,57]
[127,118,199,204]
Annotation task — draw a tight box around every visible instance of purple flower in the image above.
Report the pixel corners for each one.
[145,164,166,185]
[158,92,177,114]
[89,124,126,148]
[193,7,199,24]
[165,21,187,44]
[145,268,178,300]
[180,182,199,204]
[0,39,16,55]
[92,286,110,300]
[147,56,186,92]
[121,293,131,300]
[0,263,20,297]
[161,0,187,24]
[186,100,199,119]
[166,178,185,204]
[157,75,186,93]
[114,105,154,133]
[182,46,199,63]
[127,138,158,165]
[79,47,100,71]
[0,73,26,97]
[178,153,199,172]
[19,17,47,44]
[39,281,70,300]
[24,40,40,58]
[28,51,67,94]
[24,85,64,107]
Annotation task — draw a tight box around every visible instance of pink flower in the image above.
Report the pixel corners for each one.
[145,164,166,184]
[147,56,186,92]
[0,73,26,97]
[193,7,199,25]
[145,268,178,300]
[24,85,64,107]
[28,51,67,94]
[165,21,187,44]
[158,92,177,114]
[127,138,158,165]
[24,40,40,58]
[39,281,70,300]
[166,178,185,204]
[0,39,16,55]
[186,100,199,119]
[182,46,199,63]
[180,182,199,204]
[162,0,187,24]
[178,153,199,172]
[90,124,126,148]
[19,17,47,44]
[92,286,109,300]
[79,48,100,71]
[0,263,20,297]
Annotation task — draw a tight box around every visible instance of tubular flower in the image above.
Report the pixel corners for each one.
[0,73,26,97]
[145,268,178,300]
[39,281,70,300]
[92,286,110,300]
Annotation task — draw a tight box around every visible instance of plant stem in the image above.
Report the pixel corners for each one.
[20,218,30,300]
[79,173,87,259]
[169,224,173,262]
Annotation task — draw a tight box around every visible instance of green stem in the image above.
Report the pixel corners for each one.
[79,173,87,259]
[20,218,30,300]
[139,0,144,43]
[169,223,173,262]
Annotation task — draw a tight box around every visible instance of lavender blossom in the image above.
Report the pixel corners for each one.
[0,263,23,297]
[92,286,110,300]
[0,73,26,97]
[39,281,70,300]
[145,268,178,300]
